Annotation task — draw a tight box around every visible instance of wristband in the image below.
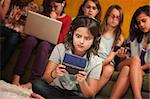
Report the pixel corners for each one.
[51,70,56,79]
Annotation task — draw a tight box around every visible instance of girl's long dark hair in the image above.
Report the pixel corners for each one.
[42,0,66,17]
[129,5,150,44]
[11,0,33,9]
[64,16,101,59]
[77,0,101,22]
[101,5,124,45]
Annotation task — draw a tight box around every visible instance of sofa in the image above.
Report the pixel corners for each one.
[0,42,150,99]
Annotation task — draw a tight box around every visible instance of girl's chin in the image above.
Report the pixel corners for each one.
[74,50,86,55]
[143,30,149,33]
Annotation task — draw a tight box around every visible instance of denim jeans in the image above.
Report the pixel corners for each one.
[0,24,22,70]
[32,79,85,99]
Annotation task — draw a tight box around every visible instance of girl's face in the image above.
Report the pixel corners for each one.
[82,0,99,18]
[51,2,64,16]
[73,27,94,56]
[136,12,150,33]
[107,8,120,28]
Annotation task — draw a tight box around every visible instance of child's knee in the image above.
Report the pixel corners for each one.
[25,36,38,47]
[131,56,140,64]
[38,41,51,52]
[121,66,130,77]
[39,41,50,48]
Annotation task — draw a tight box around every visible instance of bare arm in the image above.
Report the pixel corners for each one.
[102,51,117,66]
[103,34,125,66]
[0,2,2,20]
[42,60,67,83]
[42,60,57,83]
[0,0,11,19]
[77,71,99,97]
[141,63,150,71]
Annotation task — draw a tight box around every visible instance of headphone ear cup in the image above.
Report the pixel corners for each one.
[68,31,72,36]
[62,1,65,7]
[68,25,74,41]
[62,3,64,7]
[69,25,74,34]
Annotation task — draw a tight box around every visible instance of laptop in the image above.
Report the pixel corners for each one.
[24,11,62,44]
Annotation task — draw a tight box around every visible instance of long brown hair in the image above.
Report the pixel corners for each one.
[77,0,101,22]
[64,16,101,59]
[101,5,124,45]
[42,0,66,17]
[129,5,150,44]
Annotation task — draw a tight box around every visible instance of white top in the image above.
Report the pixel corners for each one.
[98,35,115,64]
[130,38,150,63]
[49,43,102,94]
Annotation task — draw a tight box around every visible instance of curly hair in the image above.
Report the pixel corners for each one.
[64,16,101,59]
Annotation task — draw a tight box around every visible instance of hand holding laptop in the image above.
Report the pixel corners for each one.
[50,11,57,19]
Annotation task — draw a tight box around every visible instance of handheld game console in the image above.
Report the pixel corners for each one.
[62,53,87,75]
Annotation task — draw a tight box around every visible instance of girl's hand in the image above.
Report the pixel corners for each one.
[14,8,23,21]
[102,58,111,66]
[76,71,87,83]
[49,11,57,19]
[20,32,29,39]
[9,7,22,21]
[30,93,44,99]
[54,64,67,77]
[117,47,127,58]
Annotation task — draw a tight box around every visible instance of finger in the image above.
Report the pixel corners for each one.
[78,71,86,76]
[120,47,124,54]
[58,64,66,69]
[30,93,41,98]
[117,49,121,55]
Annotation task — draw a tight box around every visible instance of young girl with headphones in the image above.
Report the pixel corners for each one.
[31,16,102,98]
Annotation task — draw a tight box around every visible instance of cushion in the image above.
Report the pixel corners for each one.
[142,73,150,92]
[0,80,32,99]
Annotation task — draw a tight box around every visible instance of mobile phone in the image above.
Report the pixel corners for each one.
[113,46,130,52]
[113,46,121,52]
[62,52,87,75]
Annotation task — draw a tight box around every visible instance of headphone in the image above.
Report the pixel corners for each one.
[62,1,65,7]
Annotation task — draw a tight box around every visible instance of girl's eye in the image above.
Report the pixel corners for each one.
[92,7,97,10]
[75,34,81,38]
[141,19,146,23]
[86,5,97,10]
[137,19,146,25]
[54,5,58,8]
[85,37,91,41]
[87,6,91,9]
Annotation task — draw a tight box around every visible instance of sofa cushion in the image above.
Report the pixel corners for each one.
[142,73,150,92]
[110,71,119,81]
[0,80,33,99]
